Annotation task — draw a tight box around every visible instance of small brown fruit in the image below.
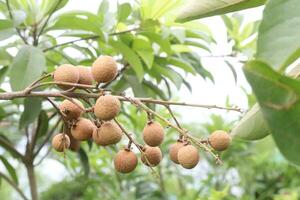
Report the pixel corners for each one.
[169,141,185,164]
[142,122,164,147]
[53,64,79,89]
[67,133,81,152]
[52,133,70,152]
[71,118,95,141]
[209,130,231,151]
[177,145,199,169]
[92,56,118,83]
[141,146,162,167]
[59,99,84,120]
[94,95,120,121]
[92,121,122,146]
[78,66,93,85]
[114,149,138,173]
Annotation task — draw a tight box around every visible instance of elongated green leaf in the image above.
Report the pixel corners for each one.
[36,110,49,139]
[110,40,144,81]
[20,98,42,129]
[168,57,196,74]
[78,147,90,177]
[231,104,270,140]
[244,60,300,166]
[0,20,15,40]
[153,63,182,89]
[257,0,300,71]
[132,37,154,69]
[118,3,131,22]
[0,155,18,185]
[9,46,46,91]
[177,0,266,22]
[140,32,172,55]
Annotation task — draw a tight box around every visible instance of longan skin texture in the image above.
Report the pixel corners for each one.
[71,118,95,141]
[52,133,70,152]
[209,130,231,151]
[59,99,84,120]
[92,121,122,146]
[114,149,138,173]
[177,145,199,169]
[94,95,121,121]
[169,141,185,164]
[141,146,162,167]
[142,122,164,147]
[92,56,118,83]
[53,64,79,89]
[78,66,93,85]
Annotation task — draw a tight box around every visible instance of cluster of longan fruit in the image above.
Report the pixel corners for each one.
[50,55,231,174]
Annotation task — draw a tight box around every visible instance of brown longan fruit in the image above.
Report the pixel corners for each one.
[53,64,79,89]
[92,121,122,146]
[92,56,118,83]
[68,134,81,152]
[59,99,84,120]
[141,146,162,167]
[78,66,93,85]
[94,95,121,121]
[169,141,185,164]
[209,130,231,151]
[71,118,95,141]
[114,149,138,173]
[142,121,164,147]
[52,133,70,152]
[177,145,199,169]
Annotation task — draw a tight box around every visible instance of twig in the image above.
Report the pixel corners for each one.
[0,137,24,160]
[165,105,182,129]
[5,0,28,44]
[0,172,29,200]
[0,91,242,113]
[34,145,52,166]
[43,27,140,52]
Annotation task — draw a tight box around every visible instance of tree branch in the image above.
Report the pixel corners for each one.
[43,27,139,52]
[0,172,29,200]
[5,0,28,44]
[0,91,242,113]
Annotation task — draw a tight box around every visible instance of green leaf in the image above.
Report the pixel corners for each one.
[224,60,237,84]
[140,32,172,55]
[0,155,18,185]
[36,110,49,139]
[0,49,12,66]
[124,75,147,97]
[9,46,46,91]
[41,0,68,17]
[257,0,300,71]
[19,98,42,129]
[78,147,90,177]
[132,37,154,69]
[118,3,131,22]
[0,66,9,84]
[231,103,270,140]
[0,20,15,40]
[110,39,144,81]
[176,0,266,22]
[244,60,300,166]
[167,57,196,74]
[153,63,182,89]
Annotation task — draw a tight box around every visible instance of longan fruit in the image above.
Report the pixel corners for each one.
[92,121,122,146]
[92,56,118,83]
[52,133,70,152]
[59,99,84,120]
[69,135,81,152]
[141,146,162,167]
[71,118,95,141]
[142,121,164,147]
[177,145,199,169]
[53,64,79,89]
[78,66,93,85]
[209,130,231,151]
[114,149,138,173]
[169,141,185,164]
[94,95,120,121]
